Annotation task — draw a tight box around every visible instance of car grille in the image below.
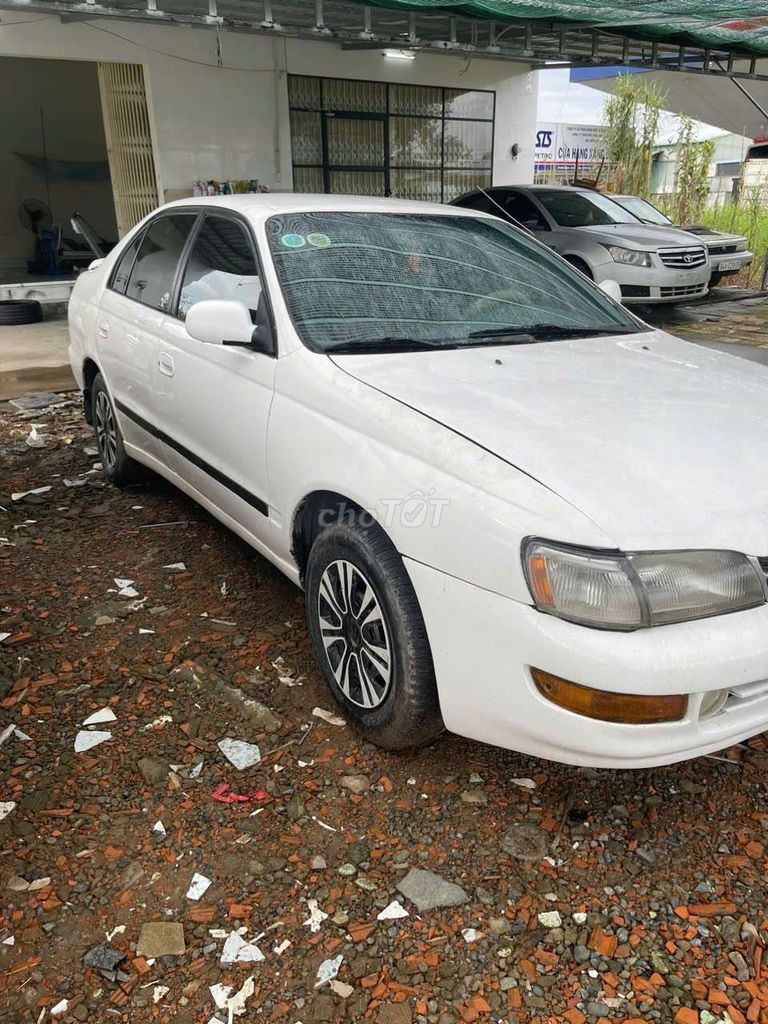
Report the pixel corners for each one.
[659,284,707,298]
[708,243,738,256]
[658,246,708,269]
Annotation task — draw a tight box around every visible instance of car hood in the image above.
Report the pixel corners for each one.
[682,226,746,246]
[568,223,706,250]
[333,330,768,552]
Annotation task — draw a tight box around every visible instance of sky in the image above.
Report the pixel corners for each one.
[536,67,722,143]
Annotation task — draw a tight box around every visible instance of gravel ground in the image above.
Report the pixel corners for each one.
[2,395,768,1024]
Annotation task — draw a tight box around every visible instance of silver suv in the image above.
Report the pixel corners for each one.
[608,194,753,286]
[452,185,710,304]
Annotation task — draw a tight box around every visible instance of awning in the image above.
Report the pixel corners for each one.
[570,64,768,140]
[358,2,768,58]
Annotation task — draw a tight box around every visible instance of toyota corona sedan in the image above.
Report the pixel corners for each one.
[68,194,768,768]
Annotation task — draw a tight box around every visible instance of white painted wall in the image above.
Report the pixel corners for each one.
[0,13,537,203]
[0,56,117,266]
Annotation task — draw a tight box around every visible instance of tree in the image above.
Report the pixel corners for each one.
[673,116,715,224]
[602,74,665,196]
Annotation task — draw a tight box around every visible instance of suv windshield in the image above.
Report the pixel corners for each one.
[535,190,643,228]
[612,196,672,226]
[266,212,640,352]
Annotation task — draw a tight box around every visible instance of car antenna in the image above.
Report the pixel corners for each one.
[477,186,528,233]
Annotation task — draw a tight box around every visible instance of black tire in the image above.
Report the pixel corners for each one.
[564,256,593,280]
[709,271,726,287]
[90,373,143,486]
[0,299,42,325]
[306,514,444,750]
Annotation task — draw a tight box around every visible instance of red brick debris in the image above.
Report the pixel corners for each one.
[2,398,768,1024]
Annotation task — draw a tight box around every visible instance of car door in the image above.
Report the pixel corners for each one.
[154,210,276,538]
[98,211,198,465]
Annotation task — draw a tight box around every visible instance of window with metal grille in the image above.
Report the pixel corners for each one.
[288,75,494,203]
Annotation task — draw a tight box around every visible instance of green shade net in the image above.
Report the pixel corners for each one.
[353,2,768,57]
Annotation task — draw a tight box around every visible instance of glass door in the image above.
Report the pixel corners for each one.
[325,113,387,196]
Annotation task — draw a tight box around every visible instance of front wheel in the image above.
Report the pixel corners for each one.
[305,515,443,750]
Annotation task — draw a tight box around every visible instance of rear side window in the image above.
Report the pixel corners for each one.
[178,214,261,320]
[111,231,144,294]
[126,213,197,311]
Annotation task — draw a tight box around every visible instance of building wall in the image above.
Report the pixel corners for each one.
[0,56,118,267]
[0,13,537,207]
[651,132,751,205]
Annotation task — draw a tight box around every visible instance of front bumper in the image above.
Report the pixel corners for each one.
[709,249,753,278]
[592,258,710,305]
[406,557,768,769]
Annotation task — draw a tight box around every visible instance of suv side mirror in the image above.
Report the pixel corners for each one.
[185,299,274,354]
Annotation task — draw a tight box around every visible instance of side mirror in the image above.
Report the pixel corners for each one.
[186,300,254,346]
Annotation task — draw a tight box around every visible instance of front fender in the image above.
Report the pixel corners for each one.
[267,349,614,603]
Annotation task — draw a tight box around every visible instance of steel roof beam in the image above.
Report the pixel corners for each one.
[0,0,765,81]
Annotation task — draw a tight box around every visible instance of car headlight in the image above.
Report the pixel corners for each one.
[606,245,652,267]
[523,540,765,630]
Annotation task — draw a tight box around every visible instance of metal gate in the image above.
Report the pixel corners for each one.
[97,62,160,236]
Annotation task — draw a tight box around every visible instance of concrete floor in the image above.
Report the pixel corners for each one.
[0,316,75,400]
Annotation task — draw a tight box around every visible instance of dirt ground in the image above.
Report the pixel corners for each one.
[2,393,768,1024]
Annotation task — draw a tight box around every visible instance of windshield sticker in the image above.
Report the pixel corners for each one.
[306,233,331,248]
[281,233,306,248]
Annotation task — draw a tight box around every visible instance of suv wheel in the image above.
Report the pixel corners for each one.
[306,514,444,750]
[91,373,143,486]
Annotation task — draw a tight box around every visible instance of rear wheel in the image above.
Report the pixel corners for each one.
[306,514,443,750]
[91,373,143,486]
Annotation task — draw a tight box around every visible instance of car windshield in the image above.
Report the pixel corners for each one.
[535,190,643,228]
[266,212,640,352]
[613,196,672,226]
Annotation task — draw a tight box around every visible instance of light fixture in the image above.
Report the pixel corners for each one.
[382,49,416,60]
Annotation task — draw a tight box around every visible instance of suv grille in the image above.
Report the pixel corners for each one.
[708,243,738,256]
[658,246,707,269]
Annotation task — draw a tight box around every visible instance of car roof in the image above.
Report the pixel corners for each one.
[478,184,596,193]
[160,193,484,219]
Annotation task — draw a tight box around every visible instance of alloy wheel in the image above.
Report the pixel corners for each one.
[317,559,392,709]
[94,390,118,471]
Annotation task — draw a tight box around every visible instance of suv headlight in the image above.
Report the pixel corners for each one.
[606,245,652,267]
[523,540,765,630]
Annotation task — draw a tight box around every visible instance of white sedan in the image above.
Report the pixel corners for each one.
[68,194,768,768]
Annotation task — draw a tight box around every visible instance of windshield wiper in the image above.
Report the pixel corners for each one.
[324,336,451,354]
[467,323,637,341]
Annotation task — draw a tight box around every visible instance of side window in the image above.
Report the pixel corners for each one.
[126,213,197,311]
[110,230,144,294]
[454,192,495,214]
[503,192,550,231]
[178,214,262,321]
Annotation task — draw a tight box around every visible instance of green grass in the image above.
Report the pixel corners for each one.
[654,195,768,288]
[698,203,768,288]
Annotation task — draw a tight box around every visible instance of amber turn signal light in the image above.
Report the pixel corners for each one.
[531,668,688,725]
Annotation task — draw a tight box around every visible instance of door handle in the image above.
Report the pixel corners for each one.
[158,352,175,377]
[97,322,109,340]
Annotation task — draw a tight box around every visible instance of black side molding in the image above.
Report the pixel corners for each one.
[114,398,268,517]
